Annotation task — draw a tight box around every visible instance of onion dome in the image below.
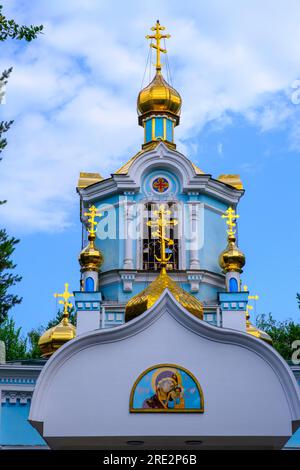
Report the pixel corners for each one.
[125,267,203,322]
[137,71,182,125]
[79,233,103,272]
[38,316,76,358]
[219,234,246,273]
[246,311,273,345]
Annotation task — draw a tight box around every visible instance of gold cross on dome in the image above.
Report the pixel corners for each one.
[147,204,178,267]
[243,285,259,301]
[84,205,102,235]
[54,283,74,323]
[146,20,171,71]
[222,206,239,237]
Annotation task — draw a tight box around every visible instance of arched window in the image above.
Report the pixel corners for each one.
[142,202,179,271]
[229,277,238,292]
[85,277,94,292]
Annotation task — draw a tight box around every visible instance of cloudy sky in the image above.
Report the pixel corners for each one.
[1,0,300,333]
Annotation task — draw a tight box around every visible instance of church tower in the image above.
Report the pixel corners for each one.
[71,20,270,343]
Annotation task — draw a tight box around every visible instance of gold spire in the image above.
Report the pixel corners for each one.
[125,204,203,322]
[243,286,272,344]
[38,283,76,358]
[137,21,182,125]
[79,205,103,272]
[146,20,171,72]
[219,206,245,273]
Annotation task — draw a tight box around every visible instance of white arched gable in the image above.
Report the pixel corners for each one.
[29,290,300,450]
[126,142,198,189]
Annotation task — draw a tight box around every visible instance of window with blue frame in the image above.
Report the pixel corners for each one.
[85,277,94,292]
[229,278,238,292]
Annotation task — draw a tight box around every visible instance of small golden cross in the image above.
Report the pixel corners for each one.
[222,206,239,237]
[147,204,178,267]
[146,20,171,72]
[243,285,259,301]
[54,283,74,323]
[84,205,102,235]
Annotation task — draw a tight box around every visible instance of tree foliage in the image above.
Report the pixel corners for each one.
[0,5,43,41]
[256,312,300,360]
[0,230,22,324]
[0,308,76,360]
[0,316,27,360]
[0,8,43,324]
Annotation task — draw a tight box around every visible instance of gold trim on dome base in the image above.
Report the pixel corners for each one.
[142,139,176,151]
[125,267,203,322]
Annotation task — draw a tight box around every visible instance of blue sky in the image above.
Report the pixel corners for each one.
[1,0,300,333]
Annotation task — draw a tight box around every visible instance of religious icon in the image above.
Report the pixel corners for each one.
[152,177,169,193]
[130,364,204,413]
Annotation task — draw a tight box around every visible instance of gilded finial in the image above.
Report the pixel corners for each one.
[54,283,74,325]
[146,20,171,72]
[147,204,178,268]
[242,286,272,344]
[84,205,102,237]
[222,206,239,238]
[219,207,245,273]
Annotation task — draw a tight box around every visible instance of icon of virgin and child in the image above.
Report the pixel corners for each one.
[142,368,185,410]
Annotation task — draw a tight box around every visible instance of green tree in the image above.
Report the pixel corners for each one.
[0,229,22,323]
[256,313,300,360]
[0,316,27,360]
[0,7,43,324]
[0,5,43,41]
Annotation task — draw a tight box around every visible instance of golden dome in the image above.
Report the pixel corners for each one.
[246,312,273,344]
[137,71,182,125]
[219,234,246,273]
[38,317,76,358]
[79,233,103,272]
[125,267,203,322]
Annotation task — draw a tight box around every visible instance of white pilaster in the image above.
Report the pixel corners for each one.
[188,201,200,270]
[123,202,134,269]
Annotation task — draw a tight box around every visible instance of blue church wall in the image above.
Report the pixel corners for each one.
[0,400,46,446]
[96,200,122,272]
[200,207,228,273]
[198,283,223,303]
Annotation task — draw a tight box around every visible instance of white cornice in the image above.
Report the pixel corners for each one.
[29,291,300,425]
[79,142,244,205]
[99,269,225,289]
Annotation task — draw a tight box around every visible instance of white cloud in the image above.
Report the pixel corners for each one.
[1,0,300,232]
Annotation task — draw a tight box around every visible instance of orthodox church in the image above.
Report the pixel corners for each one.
[1,21,300,449]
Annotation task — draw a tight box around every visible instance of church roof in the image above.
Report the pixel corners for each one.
[114,143,205,176]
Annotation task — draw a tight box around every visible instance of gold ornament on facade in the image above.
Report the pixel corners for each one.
[219,207,245,273]
[125,204,203,321]
[79,205,103,272]
[38,283,76,358]
[137,21,182,124]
